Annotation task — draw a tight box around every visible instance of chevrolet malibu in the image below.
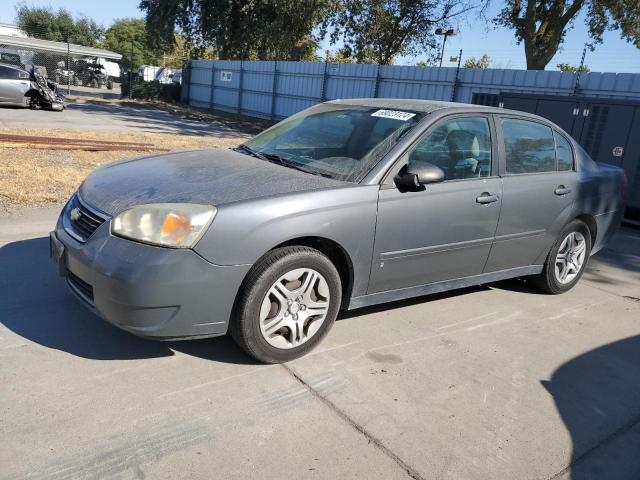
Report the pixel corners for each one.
[51,99,625,363]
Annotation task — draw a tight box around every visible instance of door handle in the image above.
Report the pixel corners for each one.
[554,185,572,196]
[476,192,498,204]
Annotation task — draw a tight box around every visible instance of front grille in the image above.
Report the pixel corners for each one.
[65,195,108,242]
[67,271,94,304]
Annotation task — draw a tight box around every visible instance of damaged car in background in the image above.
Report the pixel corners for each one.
[0,62,64,111]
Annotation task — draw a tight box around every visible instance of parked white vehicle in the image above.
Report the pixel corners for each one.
[139,65,161,82]
[94,58,121,82]
[154,67,176,84]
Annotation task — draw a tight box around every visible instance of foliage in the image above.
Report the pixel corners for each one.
[494,0,640,70]
[103,19,157,71]
[463,53,491,69]
[324,49,356,63]
[121,78,181,102]
[326,0,476,64]
[15,5,103,46]
[139,0,336,61]
[557,62,591,72]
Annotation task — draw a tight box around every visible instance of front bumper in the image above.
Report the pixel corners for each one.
[52,208,251,340]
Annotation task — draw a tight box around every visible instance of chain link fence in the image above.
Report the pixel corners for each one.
[0,24,126,99]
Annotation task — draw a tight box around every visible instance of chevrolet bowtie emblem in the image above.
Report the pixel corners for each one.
[70,207,81,222]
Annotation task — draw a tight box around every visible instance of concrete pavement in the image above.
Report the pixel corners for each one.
[1,207,639,480]
[0,101,248,137]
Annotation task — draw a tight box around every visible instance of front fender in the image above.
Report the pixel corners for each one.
[194,185,380,297]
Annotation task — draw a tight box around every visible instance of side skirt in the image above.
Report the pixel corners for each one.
[348,265,543,310]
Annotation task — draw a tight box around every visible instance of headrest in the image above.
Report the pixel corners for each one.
[446,130,480,158]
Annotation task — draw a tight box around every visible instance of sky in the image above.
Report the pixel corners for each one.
[1,0,639,73]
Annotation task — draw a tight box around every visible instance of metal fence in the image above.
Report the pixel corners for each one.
[184,59,640,120]
[0,30,122,98]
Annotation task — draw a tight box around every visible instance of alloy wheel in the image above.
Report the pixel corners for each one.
[259,268,330,349]
[554,231,587,285]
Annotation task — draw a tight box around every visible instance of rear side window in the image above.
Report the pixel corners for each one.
[501,118,555,174]
[555,132,573,171]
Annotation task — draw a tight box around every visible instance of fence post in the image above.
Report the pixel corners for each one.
[573,45,588,96]
[209,61,216,110]
[183,60,192,106]
[66,41,70,95]
[373,63,381,98]
[450,49,463,102]
[237,58,244,115]
[129,39,133,100]
[320,60,329,102]
[270,61,279,121]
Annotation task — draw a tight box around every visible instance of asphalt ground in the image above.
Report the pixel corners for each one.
[1,206,639,480]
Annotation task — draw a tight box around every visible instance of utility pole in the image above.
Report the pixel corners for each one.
[436,28,458,67]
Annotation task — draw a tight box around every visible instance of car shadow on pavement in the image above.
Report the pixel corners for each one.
[543,335,640,479]
[0,236,257,365]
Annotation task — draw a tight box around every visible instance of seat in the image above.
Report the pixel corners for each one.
[445,130,481,178]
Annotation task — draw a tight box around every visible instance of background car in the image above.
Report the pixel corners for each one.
[51,99,625,363]
[0,63,32,106]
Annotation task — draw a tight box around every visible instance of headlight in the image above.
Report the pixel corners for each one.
[112,203,217,248]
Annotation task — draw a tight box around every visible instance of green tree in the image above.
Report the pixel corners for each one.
[324,48,356,63]
[139,0,336,61]
[494,0,640,70]
[557,62,591,72]
[15,5,103,46]
[327,0,477,65]
[103,18,157,71]
[464,53,491,68]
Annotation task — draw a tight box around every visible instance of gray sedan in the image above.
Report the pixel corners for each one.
[0,63,32,106]
[51,99,626,363]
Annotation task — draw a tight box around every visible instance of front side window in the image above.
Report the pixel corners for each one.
[555,132,574,171]
[408,117,492,180]
[244,104,423,181]
[501,118,555,174]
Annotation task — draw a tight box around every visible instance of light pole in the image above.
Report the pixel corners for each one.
[436,28,458,67]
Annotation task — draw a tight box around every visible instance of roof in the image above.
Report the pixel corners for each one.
[0,34,122,60]
[328,97,501,113]
[327,97,552,121]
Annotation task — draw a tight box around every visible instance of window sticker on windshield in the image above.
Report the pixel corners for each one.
[371,109,416,121]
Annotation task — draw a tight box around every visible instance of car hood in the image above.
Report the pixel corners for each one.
[79,149,346,216]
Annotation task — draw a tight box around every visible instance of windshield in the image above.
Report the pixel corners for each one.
[242,104,423,181]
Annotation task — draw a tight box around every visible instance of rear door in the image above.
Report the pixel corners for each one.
[369,115,502,293]
[0,66,29,104]
[484,116,580,272]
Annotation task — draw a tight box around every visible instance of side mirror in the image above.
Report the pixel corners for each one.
[394,162,445,189]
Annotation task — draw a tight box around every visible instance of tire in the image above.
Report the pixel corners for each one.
[230,246,342,363]
[532,219,591,294]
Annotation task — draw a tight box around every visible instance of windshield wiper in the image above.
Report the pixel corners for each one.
[234,144,267,160]
[261,153,334,179]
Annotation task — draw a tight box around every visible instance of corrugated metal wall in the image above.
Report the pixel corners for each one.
[185,59,640,120]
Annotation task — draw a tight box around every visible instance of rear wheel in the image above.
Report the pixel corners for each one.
[230,246,342,363]
[532,220,591,294]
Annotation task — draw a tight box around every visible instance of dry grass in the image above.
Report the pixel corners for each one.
[0,128,244,212]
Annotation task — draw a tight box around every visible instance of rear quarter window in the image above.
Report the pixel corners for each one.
[555,132,574,171]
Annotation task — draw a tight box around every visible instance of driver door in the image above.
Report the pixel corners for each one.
[368,115,502,293]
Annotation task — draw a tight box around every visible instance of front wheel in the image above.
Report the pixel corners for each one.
[230,246,342,363]
[532,220,591,294]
